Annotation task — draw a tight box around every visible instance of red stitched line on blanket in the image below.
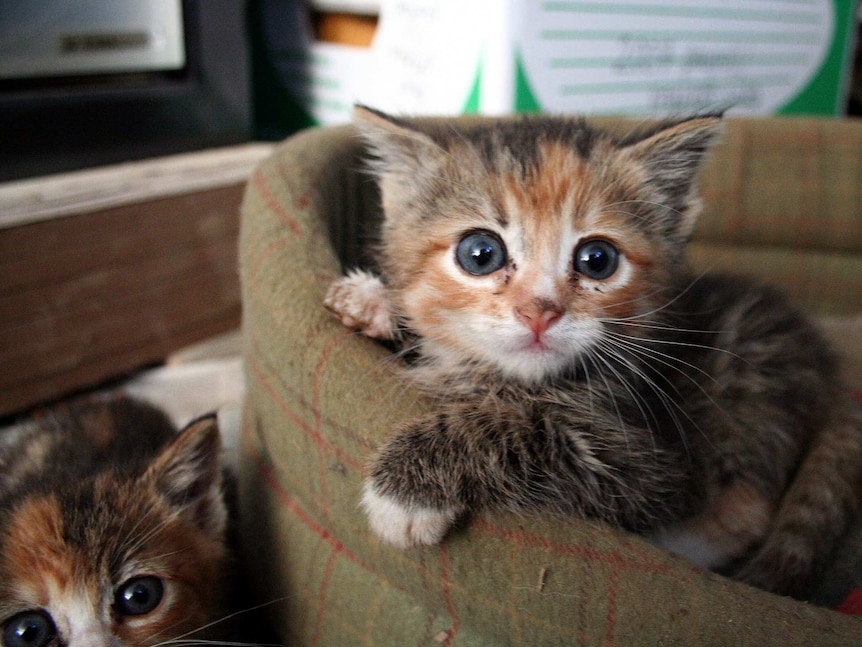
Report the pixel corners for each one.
[249,355,363,470]
[438,545,461,645]
[246,322,372,453]
[311,328,368,521]
[245,425,411,597]
[246,236,289,289]
[252,168,302,235]
[310,332,352,523]
[310,548,340,647]
[471,518,677,577]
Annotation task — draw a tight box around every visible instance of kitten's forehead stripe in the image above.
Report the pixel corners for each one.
[422,117,600,179]
[500,142,593,244]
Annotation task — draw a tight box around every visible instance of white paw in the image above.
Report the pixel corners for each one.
[323,270,397,340]
[360,482,458,549]
[647,523,743,570]
[649,524,730,570]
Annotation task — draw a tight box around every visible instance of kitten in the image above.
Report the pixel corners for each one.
[325,106,862,598]
[0,396,228,647]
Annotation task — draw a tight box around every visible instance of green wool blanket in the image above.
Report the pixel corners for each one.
[238,117,862,646]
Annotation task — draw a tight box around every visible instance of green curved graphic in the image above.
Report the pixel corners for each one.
[515,50,543,112]
[780,0,856,115]
[462,60,483,114]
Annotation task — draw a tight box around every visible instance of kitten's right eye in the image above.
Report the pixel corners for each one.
[115,576,164,617]
[574,239,619,281]
[2,611,56,647]
[455,231,507,276]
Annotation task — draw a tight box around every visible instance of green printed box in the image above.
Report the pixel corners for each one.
[364,0,857,118]
[257,0,857,128]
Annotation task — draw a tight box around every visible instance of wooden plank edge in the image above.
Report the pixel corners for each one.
[0,142,275,230]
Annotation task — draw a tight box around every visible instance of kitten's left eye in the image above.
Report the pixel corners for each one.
[115,576,164,617]
[574,239,619,280]
[3,611,55,647]
[456,231,507,276]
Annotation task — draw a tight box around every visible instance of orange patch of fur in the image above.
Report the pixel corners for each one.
[504,143,587,229]
[407,258,492,346]
[2,495,82,605]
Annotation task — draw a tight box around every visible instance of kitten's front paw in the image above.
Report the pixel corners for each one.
[324,270,397,340]
[361,482,458,548]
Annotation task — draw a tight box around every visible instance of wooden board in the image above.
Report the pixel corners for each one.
[0,144,273,416]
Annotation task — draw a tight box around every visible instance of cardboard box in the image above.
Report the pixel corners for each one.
[260,0,857,126]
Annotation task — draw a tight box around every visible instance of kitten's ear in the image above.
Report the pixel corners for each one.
[353,104,438,153]
[147,414,226,538]
[353,105,444,185]
[622,115,723,238]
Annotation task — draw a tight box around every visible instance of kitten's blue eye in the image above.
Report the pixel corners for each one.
[115,576,164,617]
[456,231,507,276]
[2,611,55,647]
[575,240,619,280]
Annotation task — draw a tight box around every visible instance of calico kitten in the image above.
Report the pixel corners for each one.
[0,396,227,647]
[325,106,862,598]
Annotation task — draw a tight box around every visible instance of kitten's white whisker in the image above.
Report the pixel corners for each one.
[577,354,596,421]
[592,339,698,458]
[589,343,666,456]
[116,500,181,562]
[601,270,716,324]
[582,350,634,454]
[153,597,292,647]
[603,319,730,335]
[603,198,685,218]
[600,334,727,452]
[605,330,751,379]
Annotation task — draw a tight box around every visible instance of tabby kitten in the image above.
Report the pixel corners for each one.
[0,396,227,647]
[325,106,862,598]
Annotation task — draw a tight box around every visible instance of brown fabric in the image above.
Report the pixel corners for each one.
[238,118,862,646]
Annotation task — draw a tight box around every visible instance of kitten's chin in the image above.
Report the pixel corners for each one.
[494,348,574,385]
[416,338,572,386]
[416,324,597,385]
[491,326,598,385]
[474,335,576,384]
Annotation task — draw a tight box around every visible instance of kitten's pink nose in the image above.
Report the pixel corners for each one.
[515,302,562,337]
